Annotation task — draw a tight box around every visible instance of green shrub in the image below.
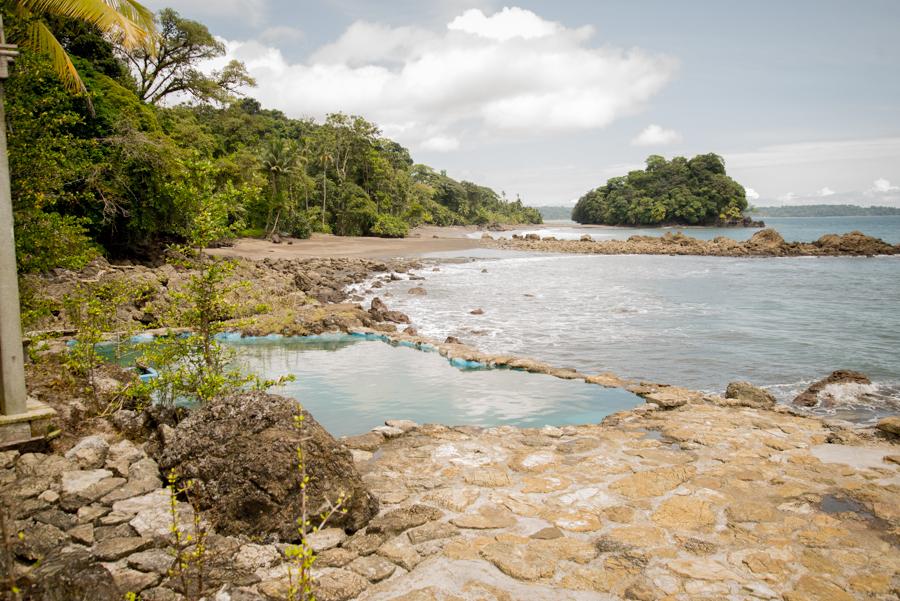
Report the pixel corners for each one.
[370,214,408,238]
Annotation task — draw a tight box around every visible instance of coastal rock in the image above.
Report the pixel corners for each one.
[725,381,776,408]
[159,392,378,540]
[369,297,410,324]
[407,286,427,296]
[876,416,900,438]
[792,370,871,407]
[641,387,702,409]
[814,230,897,255]
[745,228,786,251]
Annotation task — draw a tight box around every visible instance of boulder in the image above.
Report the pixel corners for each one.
[793,370,871,407]
[725,381,776,408]
[407,286,427,296]
[747,228,785,250]
[814,231,897,256]
[159,392,378,540]
[876,416,900,438]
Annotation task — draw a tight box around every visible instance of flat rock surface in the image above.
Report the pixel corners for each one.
[348,402,900,600]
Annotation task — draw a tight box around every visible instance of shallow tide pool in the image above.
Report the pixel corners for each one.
[226,335,641,437]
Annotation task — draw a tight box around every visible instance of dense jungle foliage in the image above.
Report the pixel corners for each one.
[572,154,748,226]
[4,8,541,274]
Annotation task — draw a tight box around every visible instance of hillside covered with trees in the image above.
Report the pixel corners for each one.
[572,154,748,226]
[5,7,540,274]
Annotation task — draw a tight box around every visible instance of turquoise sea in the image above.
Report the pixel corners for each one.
[370,216,900,425]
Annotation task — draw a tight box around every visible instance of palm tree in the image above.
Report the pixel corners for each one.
[318,149,333,230]
[6,0,155,97]
[260,138,296,237]
[0,0,154,417]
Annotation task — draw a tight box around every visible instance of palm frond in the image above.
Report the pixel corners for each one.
[18,0,155,48]
[25,19,87,96]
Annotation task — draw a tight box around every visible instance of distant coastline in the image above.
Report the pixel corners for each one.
[753,204,900,217]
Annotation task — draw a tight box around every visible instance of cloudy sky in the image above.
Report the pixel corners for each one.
[145,0,900,207]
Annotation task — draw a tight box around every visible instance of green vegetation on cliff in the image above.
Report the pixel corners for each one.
[753,204,900,217]
[572,154,747,226]
[5,8,540,274]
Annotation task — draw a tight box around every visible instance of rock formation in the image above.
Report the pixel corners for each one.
[159,392,378,540]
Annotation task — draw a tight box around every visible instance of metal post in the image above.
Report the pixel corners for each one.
[0,17,26,416]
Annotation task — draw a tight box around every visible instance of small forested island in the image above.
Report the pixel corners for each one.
[572,153,757,227]
[753,204,900,217]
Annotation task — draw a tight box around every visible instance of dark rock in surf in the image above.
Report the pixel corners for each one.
[792,370,871,407]
[725,381,776,409]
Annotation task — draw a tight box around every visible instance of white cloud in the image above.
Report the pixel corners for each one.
[745,187,760,200]
[631,124,681,147]
[218,6,677,151]
[871,178,899,193]
[816,186,836,197]
[447,7,566,41]
[421,135,461,152]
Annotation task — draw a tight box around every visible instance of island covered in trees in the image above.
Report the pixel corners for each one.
[6,8,540,275]
[572,154,756,227]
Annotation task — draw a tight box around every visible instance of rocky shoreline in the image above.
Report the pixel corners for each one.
[8,250,900,600]
[483,228,900,257]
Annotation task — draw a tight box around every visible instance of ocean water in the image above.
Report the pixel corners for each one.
[228,336,641,437]
[370,252,900,424]
[474,215,900,244]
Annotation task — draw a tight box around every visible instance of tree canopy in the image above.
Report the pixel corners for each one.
[572,154,748,226]
[3,7,541,274]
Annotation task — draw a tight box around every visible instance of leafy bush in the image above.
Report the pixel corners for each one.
[370,214,408,238]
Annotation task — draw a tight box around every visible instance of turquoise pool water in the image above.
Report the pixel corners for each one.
[223,335,641,437]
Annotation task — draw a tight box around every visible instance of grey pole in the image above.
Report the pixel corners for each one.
[0,17,26,416]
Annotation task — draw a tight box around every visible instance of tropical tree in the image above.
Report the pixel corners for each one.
[119,8,253,105]
[3,0,155,97]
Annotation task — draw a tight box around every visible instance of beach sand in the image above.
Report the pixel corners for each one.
[206,226,483,260]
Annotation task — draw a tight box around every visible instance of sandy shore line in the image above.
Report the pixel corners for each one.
[207,226,486,260]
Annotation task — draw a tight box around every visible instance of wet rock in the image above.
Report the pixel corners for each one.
[444,336,462,345]
[876,416,900,438]
[407,286,427,296]
[469,308,484,315]
[160,392,378,539]
[725,381,776,408]
[793,370,871,407]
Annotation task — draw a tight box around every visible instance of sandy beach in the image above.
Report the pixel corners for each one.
[206,226,484,260]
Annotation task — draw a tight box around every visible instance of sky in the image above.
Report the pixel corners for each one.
[144,0,900,207]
